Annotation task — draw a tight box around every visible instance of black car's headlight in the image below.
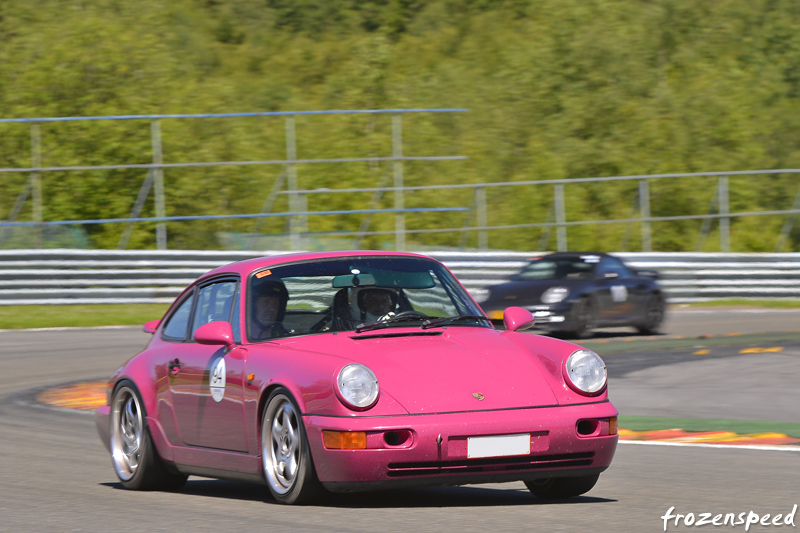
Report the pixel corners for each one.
[471,288,489,303]
[542,286,569,304]
[336,363,379,410]
[564,349,607,394]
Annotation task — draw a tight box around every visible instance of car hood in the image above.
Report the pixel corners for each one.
[482,279,588,310]
[283,328,561,414]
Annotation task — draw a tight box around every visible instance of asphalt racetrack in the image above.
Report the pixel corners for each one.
[1,307,798,532]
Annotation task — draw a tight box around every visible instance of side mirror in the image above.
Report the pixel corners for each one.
[503,306,536,332]
[143,319,160,334]
[194,321,235,348]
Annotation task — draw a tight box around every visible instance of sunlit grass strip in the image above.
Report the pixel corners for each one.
[619,415,800,439]
[0,304,169,330]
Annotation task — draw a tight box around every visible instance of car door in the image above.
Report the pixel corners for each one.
[168,278,249,452]
[594,256,638,321]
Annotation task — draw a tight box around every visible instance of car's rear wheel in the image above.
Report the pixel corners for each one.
[262,388,323,504]
[636,292,665,335]
[525,473,600,499]
[110,382,187,491]
[568,297,597,339]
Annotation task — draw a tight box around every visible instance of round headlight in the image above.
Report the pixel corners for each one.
[565,349,607,394]
[542,286,568,304]
[337,363,379,410]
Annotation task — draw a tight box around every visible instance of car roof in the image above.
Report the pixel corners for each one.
[197,250,438,281]
[531,252,611,260]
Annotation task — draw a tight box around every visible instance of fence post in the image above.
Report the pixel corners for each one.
[392,114,406,251]
[719,176,730,252]
[151,120,167,250]
[639,179,652,251]
[118,171,155,249]
[775,187,800,252]
[555,184,567,251]
[476,186,488,249]
[31,125,43,247]
[285,116,303,250]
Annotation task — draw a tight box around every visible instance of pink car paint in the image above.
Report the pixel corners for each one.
[96,251,617,500]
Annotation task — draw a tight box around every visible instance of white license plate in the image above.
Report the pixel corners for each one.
[467,433,530,459]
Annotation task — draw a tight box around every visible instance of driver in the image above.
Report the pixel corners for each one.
[250,279,290,340]
[358,288,397,322]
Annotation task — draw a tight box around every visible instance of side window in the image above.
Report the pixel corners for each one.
[598,257,633,278]
[162,293,195,341]
[191,280,238,339]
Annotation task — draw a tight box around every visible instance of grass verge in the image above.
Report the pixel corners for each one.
[0,299,797,330]
[619,415,800,438]
[0,304,169,329]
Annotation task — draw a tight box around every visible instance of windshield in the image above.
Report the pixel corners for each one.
[516,257,596,281]
[246,256,488,341]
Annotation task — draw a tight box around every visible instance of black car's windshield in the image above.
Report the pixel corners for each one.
[516,258,595,281]
[246,256,489,341]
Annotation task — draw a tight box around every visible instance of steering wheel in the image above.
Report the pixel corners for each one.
[309,309,333,332]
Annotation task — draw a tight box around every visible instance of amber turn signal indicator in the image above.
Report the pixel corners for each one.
[609,416,618,435]
[322,430,367,449]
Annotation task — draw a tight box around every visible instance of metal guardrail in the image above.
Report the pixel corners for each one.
[0,109,468,252]
[1,249,799,305]
[3,110,800,253]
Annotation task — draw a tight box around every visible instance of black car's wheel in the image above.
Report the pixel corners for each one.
[636,292,665,335]
[568,297,597,339]
[262,388,323,504]
[110,382,187,491]
[525,474,600,499]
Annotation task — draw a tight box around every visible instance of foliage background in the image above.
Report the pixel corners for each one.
[1,0,800,252]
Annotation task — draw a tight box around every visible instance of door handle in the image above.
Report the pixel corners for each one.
[168,358,182,374]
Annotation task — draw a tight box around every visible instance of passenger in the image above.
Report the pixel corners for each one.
[250,279,290,339]
[358,288,398,322]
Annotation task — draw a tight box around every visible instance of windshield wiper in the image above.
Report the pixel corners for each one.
[354,314,427,333]
[420,315,492,330]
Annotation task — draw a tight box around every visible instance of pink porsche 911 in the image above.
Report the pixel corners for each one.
[95,251,617,504]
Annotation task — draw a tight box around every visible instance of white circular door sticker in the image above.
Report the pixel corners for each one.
[210,357,226,402]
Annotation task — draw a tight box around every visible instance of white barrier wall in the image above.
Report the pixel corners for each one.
[1,249,799,305]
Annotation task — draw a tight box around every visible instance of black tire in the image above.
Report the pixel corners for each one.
[109,382,188,491]
[261,388,324,504]
[525,473,600,499]
[567,297,596,339]
[636,292,665,335]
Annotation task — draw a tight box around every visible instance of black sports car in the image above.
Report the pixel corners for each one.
[476,252,666,338]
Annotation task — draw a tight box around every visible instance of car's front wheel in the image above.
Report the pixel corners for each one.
[261,388,323,504]
[525,473,600,499]
[636,292,665,335]
[567,297,597,339]
[110,382,187,491]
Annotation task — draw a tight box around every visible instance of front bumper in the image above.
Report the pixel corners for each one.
[305,401,617,492]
